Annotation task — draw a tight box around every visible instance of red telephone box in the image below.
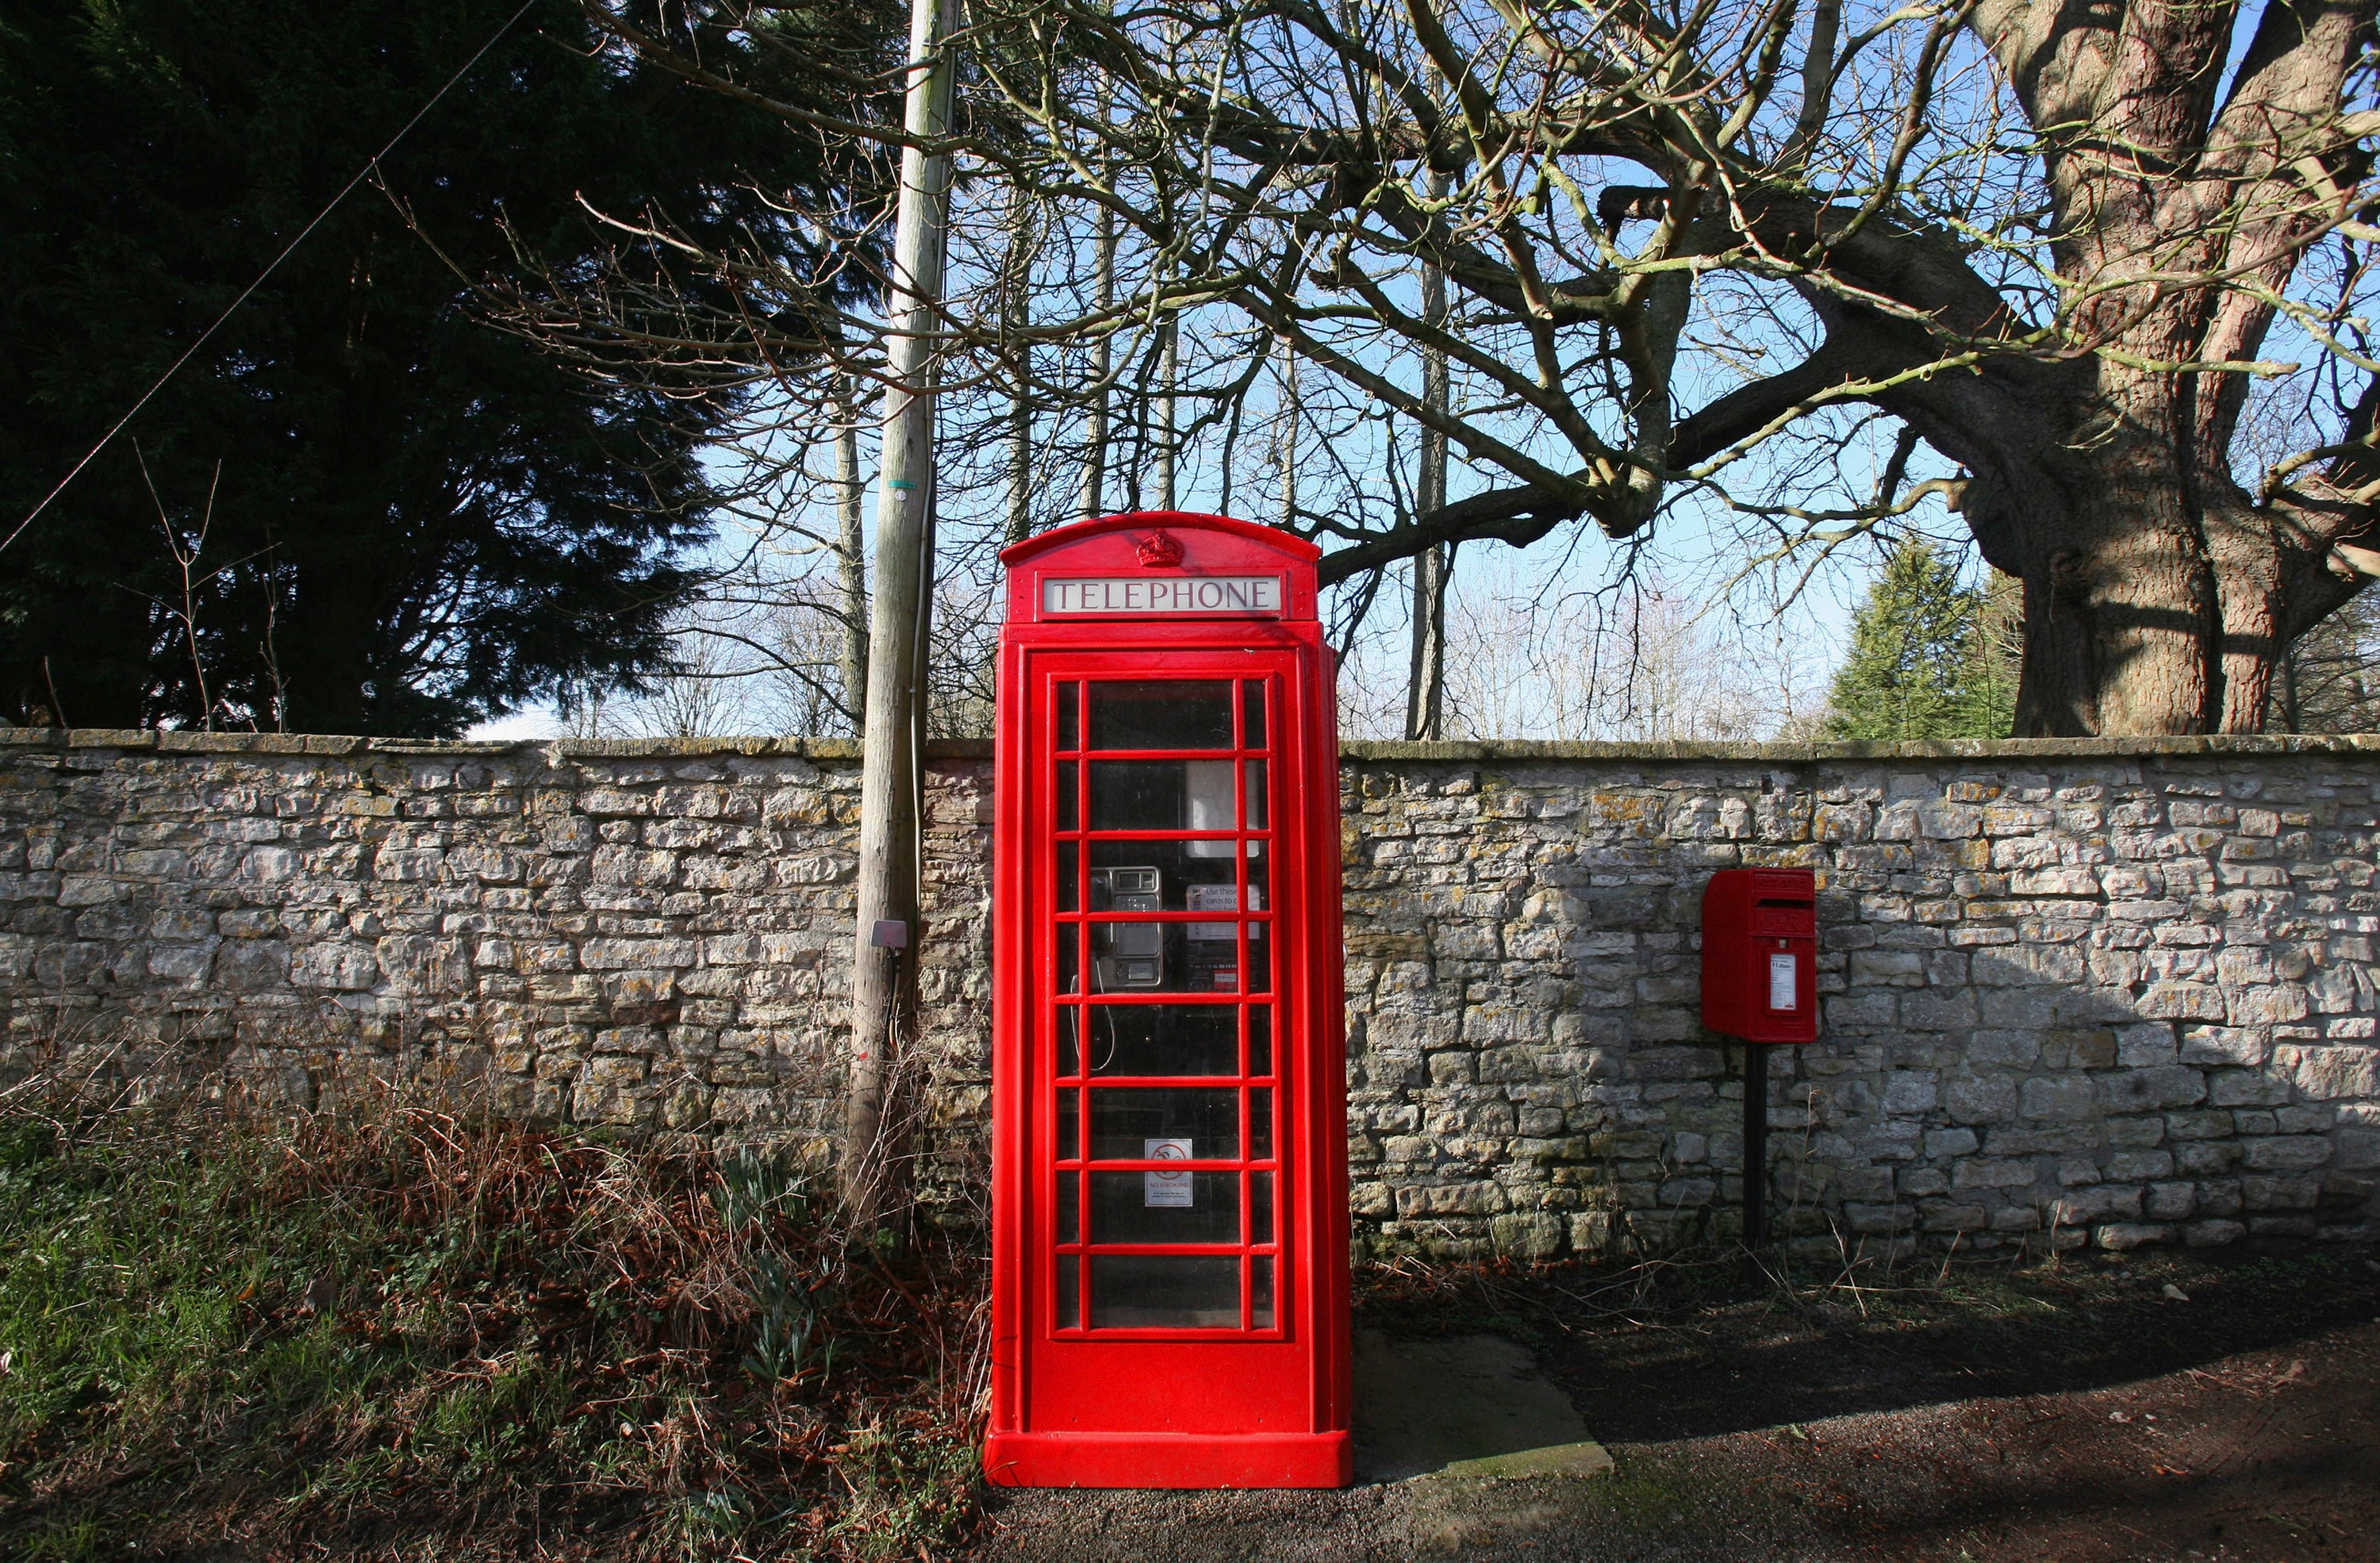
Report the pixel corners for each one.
[985,511,1353,1489]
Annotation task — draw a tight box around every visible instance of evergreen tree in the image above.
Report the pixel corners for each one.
[0,0,884,735]
[1824,537,2010,740]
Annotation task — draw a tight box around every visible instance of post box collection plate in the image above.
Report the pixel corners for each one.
[987,513,1352,1490]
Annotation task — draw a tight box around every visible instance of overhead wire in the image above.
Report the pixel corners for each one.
[0,0,539,560]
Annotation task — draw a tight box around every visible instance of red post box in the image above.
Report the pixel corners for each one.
[1700,866,1817,1246]
[985,511,1352,1489]
[1699,867,1818,1044]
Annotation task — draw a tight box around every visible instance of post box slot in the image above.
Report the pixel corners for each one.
[1088,1254,1241,1330]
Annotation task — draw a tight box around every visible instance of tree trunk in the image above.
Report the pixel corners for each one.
[1406,173,1451,742]
[843,0,957,1231]
[281,555,374,734]
[2007,413,2221,737]
[1004,186,1035,546]
[834,373,869,725]
[1078,209,1115,522]
[1156,314,1177,512]
[1276,337,1299,530]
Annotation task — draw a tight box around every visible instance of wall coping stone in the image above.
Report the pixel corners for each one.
[6,727,2380,763]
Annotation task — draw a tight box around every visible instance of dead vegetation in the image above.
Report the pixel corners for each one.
[0,1084,988,1561]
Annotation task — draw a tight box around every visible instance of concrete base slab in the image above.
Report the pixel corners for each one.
[1350,1327,1610,1484]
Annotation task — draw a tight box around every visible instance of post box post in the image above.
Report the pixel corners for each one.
[986,511,1352,1489]
[1699,868,1818,1246]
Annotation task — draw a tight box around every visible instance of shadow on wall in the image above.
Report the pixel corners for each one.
[1338,751,2380,1260]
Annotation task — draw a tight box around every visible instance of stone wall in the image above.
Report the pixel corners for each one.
[0,733,996,1186]
[1339,740,2380,1258]
[4,728,2377,1256]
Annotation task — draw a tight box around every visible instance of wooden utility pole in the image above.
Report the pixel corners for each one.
[1406,170,1451,742]
[843,0,958,1227]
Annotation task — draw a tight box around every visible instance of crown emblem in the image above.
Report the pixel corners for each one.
[1135,530,1184,568]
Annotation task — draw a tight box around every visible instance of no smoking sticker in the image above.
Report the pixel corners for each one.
[1144,1139,1193,1208]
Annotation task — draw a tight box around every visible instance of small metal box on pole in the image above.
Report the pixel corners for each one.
[1699,869,1818,1246]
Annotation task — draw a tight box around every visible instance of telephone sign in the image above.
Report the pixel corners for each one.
[985,512,1353,1489]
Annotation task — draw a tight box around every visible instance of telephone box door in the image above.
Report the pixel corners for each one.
[986,516,1350,1490]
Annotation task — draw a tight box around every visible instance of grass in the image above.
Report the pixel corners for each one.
[0,1093,986,1561]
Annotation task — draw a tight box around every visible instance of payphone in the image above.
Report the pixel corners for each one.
[986,512,1352,1490]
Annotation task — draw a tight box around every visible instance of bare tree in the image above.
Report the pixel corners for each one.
[949,0,2377,735]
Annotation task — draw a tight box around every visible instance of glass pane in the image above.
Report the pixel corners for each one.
[1058,1254,1079,1329]
[1088,682,1231,751]
[1058,1088,1078,1162]
[1081,1004,1238,1076]
[1252,1170,1273,1243]
[1089,1255,1240,1330]
[1057,1006,1081,1077]
[1252,1257,1274,1330]
[1056,762,1077,831]
[1248,1007,1272,1077]
[1241,680,1265,749]
[1190,851,1266,927]
[1250,1088,1273,1158]
[1056,842,1078,912]
[1058,925,1079,994]
[1088,1171,1241,1243]
[1090,841,1257,901]
[1088,1088,1240,1160]
[1183,760,1235,842]
[1058,1171,1079,1242]
[1084,921,1245,994]
[1246,761,1267,831]
[1056,682,1078,751]
[1089,762,1189,831]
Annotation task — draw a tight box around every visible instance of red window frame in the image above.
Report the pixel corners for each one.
[1035,659,1296,1340]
